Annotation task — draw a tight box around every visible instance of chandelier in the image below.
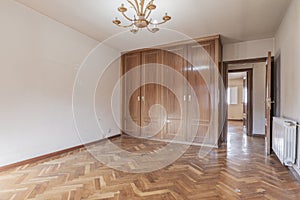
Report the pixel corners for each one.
[112,0,171,33]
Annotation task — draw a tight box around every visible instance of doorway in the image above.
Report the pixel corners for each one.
[224,59,269,141]
[221,53,279,155]
[227,71,250,135]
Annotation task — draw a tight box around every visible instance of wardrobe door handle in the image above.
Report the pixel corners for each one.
[138,96,141,102]
[188,95,192,102]
[142,96,145,102]
[183,95,186,101]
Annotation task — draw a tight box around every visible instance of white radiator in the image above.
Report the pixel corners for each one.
[272,117,297,166]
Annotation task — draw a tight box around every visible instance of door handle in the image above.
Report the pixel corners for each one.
[138,96,141,102]
[141,96,145,102]
[188,95,192,102]
[183,95,186,101]
[266,98,275,108]
[266,98,275,103]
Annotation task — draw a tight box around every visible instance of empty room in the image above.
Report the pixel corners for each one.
[1,0,300,199]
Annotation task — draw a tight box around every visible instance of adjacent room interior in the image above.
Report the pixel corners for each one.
[227,71,248,134]
[227,62,267,138]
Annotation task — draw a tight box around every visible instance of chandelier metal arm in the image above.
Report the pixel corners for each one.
[150,20,167,25]
[146,26,155,33]
[115,23,134,28]
[122,12,134,21]
[134,0,141,15]
[144,9,152,20]
[140,0,145,15]
[127,0,138,14]
[144,0,154,15]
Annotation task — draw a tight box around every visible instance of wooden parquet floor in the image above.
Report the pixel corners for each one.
[1,121,300,200]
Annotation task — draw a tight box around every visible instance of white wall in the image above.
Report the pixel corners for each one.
[275,0,300,123]
[0,0,120,167]
[223,38,275,61]
[275,0,300,171]
[95,59,121,137]
[253,63,266,135]
[228,79,243,120]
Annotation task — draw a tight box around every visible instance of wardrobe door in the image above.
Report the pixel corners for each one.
[122,52,141,137]
[161,46,188,141]
[140,50,164,139]
[187,41,215,144]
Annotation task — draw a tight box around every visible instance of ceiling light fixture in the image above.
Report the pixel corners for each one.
[112,0,171,33]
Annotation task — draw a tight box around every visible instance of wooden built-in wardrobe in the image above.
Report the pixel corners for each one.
[121,35,223,146]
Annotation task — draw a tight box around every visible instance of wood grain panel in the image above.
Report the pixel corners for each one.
[140,50,163,139]
[187,41,215,144]
[121,37,220,146]
[161,46,187,141]
[122,52,141,137]
[265,51,272,155]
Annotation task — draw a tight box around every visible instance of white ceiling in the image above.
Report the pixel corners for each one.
[228,72,247,80]
[15,0,291,44]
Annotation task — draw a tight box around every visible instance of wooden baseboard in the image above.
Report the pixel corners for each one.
[252,134,265,138]
[0,134,121,172]
[122,133,218,148]
[228,119,243,122]
[291,165,300,179]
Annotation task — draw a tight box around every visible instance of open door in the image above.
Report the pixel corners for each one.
[265,51,273,155]
[243,77,247,132]
[245,70,253,136]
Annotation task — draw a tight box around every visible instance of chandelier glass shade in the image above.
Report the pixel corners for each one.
[112,0,171,33]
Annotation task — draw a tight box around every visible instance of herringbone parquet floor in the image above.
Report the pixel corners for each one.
[1,121,300,200]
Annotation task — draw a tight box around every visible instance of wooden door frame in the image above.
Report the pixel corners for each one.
[265,52,273,155]
[222,57,270,142]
